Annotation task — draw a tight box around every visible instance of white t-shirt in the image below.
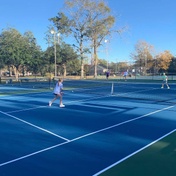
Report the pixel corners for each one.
[53,82,63,94]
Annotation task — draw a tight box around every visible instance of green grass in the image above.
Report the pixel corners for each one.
[99,131,176,176]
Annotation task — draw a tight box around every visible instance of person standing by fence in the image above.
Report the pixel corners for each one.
[106,71,110,79]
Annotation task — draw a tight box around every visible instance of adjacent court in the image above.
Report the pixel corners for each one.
[0,79,176,176]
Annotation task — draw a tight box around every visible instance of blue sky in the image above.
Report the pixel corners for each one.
[0,0,176,63]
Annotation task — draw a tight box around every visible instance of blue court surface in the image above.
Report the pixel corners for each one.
[0,80,176,176]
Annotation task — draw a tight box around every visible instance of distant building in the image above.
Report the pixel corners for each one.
[89,65,107,76]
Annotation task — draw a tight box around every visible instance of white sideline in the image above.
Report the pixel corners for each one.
[0,105,174,167]
[0,111,70,142]
[92,129,176,176]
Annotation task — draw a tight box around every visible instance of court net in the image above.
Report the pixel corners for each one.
[1,79,176,104]
[0,78,52,95]
[64,80,176,103]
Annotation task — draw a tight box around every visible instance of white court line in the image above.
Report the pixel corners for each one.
[0,111,70,142]
[7,106,46,114]
[66,106,174,141]
[92,129,176,176]
[5,93,111,114]
[0,105,174,167]
[0,140,70,167]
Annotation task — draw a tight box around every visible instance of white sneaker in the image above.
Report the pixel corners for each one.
[161,87,163,89]
[168,87,170,89]
[49,101,52,106]
[60,104,65,108]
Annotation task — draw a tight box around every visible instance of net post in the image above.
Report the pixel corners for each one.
[111,82,114,95]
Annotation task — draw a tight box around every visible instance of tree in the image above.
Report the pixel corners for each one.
[66,59,80,75]
[168,57,176,74]
[131,40,154,75]
[0,28,43,79]
[59,43,78,76]
[117,62,129,73]
[0,28,28,80]
[23,31,43,76]
[44,42,78,76]
[84,0,116,77]
[0,52,5,77]
[50,0,120,78]
[44,45,60,75]
[98,59,108,68]
[156,50,173,73]
[50,10,89,78]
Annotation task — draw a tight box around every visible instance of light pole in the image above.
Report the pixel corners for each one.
[50,29,60,77]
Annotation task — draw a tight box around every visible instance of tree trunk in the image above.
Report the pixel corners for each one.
[63,64,67,77]
[93,39,98,78]
[81,60,84,79]
[80,40,84,79]
[94,54,97,78]
[13,66,19,81]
